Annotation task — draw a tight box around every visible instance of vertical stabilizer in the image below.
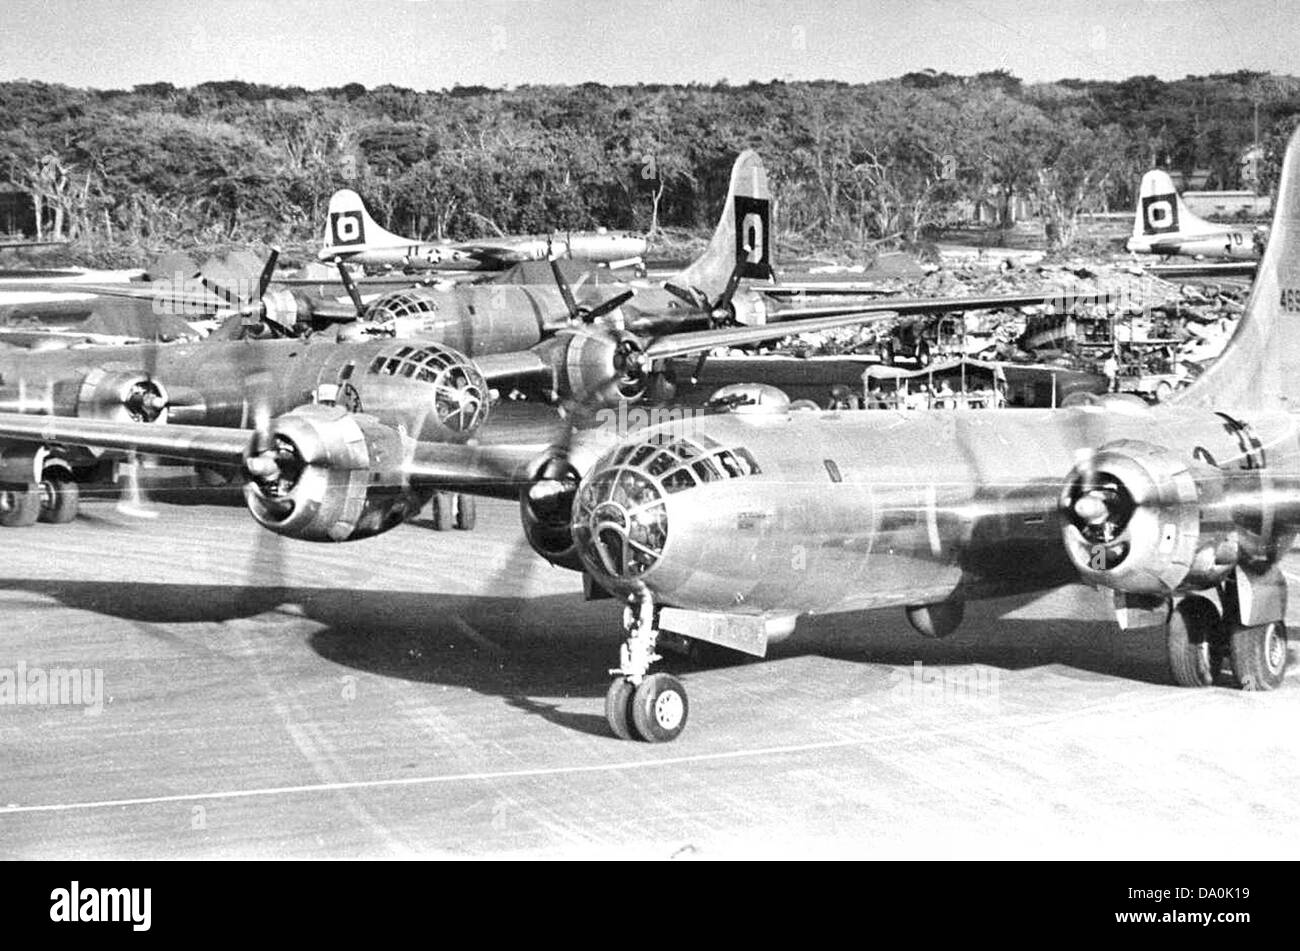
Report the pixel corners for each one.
[666,151,773,303]
[321,189,411,254]
[1175,127,1300,411]
[1129,169,1221,251]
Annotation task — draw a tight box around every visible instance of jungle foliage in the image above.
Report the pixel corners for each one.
[2,70,1298,259]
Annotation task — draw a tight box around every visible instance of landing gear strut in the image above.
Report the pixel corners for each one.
[605,589,689,742]
[430,492,477,531]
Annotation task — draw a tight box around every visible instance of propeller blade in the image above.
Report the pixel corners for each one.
[663,282,703,309]
[334,259,367,318]
[550,256,580,321]
[200,275,245,308]
[255,247,280,299]
[690,350,709,384]
[580,289,634,323]
[245,368,276,451]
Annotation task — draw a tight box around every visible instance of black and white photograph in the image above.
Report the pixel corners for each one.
[0,0,1295,901]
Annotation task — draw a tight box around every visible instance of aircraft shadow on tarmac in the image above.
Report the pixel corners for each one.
[0,573,1196,737]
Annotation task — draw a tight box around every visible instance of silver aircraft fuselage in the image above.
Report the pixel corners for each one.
[571,403,1300,616]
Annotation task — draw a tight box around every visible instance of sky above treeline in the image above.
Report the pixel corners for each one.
[0,0,1292,91]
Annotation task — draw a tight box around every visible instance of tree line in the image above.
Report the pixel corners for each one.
[2,70,1298,260]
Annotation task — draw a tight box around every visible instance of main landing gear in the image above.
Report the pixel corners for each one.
[0,468,80,528]
[605,589,689,742]
[429,492,477,531]
[1165,592,1288,691]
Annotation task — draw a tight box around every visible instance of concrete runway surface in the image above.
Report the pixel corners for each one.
[2,493,1299,859]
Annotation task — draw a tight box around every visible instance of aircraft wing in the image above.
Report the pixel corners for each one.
[770,292,1116,317]
[629,291,1119,335]
[1142,262,1258,279]
[0,279,223,312]
[0,328,145,349]
[473,350,555,385]
[762,284,902,298]
[403,440,542,500]
[0,409,552,502]
[0,412,251,465]
[643,311,899,361]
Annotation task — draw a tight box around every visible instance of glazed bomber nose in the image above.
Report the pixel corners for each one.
[573,464,669,580]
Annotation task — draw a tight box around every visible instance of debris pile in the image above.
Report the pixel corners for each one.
[772,259,1250,371]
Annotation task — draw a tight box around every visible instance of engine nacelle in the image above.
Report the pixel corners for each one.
[244,403,427,543]
[520,454,583,571]
[1060,439,1238,596]
[536,328,649,407]
[13,367,170,423]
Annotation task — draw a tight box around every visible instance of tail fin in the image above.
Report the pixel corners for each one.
[666,151,772,302]
[1175,127,1300,412]
[321,189,412,253]
[1129,169,1220,248]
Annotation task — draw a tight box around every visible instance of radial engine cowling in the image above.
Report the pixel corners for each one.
[1060,439,1238,596]
[244,403,427,543]
[520,455,583,571]
[537,328,649,407]
[57,367,169,422]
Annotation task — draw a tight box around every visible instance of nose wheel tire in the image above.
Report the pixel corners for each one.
[605,678,637,741]
[1228,620,1288,691]
[0,483,41,527]
[37,472,79,525]
[431,492,454,531]
[629,673,689,743]
[1167,596,1224,688]
[454,494,476,531]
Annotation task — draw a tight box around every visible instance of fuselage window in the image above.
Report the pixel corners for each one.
[629,444,659,468]
[734,448,761,475]
[692,458,722,483]
[646,452,677,478]
[662,469,695,494]
[673,440,702,462]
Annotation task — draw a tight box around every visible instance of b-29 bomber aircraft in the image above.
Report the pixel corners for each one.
[12,150,1092,395]
[318,188,649,273]
[9,135,1300,743]
[1128,169,1266,261]
[0,155,901,526]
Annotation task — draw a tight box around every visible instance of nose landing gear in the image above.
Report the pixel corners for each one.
[605,589,689,742]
